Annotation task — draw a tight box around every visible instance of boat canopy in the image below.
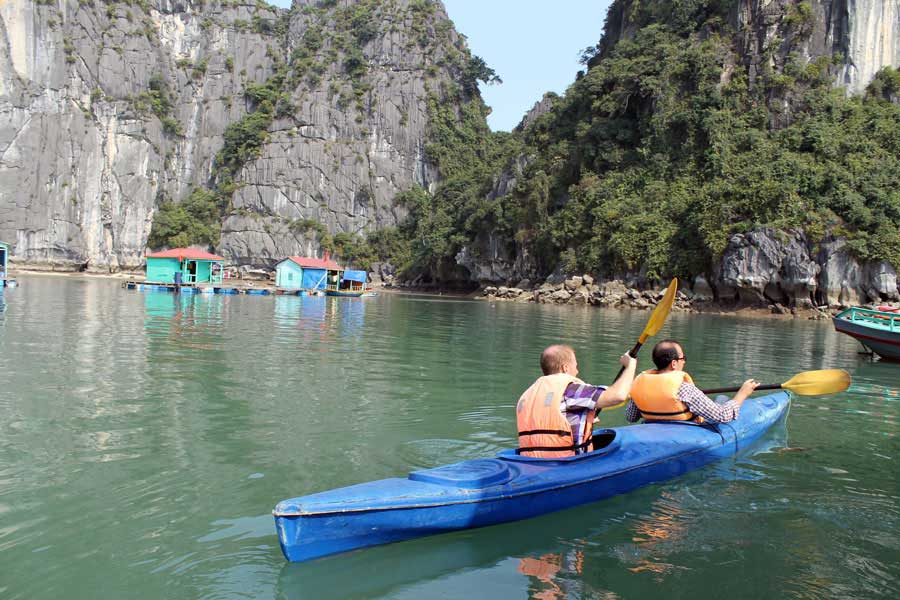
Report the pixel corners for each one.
[342,270,367,283]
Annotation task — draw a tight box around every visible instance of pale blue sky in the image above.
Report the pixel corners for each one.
[269,0,612,130]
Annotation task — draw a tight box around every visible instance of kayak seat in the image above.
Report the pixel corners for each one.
[498,429,620,464]
[408,459,514,489]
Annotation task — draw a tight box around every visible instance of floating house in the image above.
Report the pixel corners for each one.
[0,240,15,287]
[326,270,368,297]
[0,241,8,279]
[145,248,225,285]
[275,255,344,292]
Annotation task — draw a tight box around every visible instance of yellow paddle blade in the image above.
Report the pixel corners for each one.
[781,369,852,396]
[638,278,678,344]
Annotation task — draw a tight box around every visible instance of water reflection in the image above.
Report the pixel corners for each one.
[143,292,226,350]
[274,499,634,600]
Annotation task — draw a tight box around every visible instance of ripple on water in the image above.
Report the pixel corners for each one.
[398,439,506,469]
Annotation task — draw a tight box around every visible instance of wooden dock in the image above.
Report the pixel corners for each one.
[122,281,276,295]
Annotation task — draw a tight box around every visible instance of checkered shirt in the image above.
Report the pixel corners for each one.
[624,381,742,424]
[560,382,607,452]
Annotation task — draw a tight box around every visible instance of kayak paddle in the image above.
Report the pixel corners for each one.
[612,278,679,383]
[701,369,852,396]
[602,278,678,412]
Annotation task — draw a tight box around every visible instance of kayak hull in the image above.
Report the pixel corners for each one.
[274,391,790,562]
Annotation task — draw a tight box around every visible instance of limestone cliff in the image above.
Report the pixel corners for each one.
[0,0,473,270]
[453,0,899,307]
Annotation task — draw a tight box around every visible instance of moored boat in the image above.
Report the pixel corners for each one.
[273,391,791,563]
[833,306,900,360]
[325,289,364,297]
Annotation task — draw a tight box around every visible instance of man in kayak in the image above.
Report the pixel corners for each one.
[624,339,759,424]
[517,345,637,457]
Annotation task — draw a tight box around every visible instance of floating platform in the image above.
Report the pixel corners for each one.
[123,281,272,295]
[121,281,339,296]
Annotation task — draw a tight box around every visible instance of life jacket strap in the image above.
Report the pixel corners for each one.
[515,437,593,455]
[639,408,691,417]
[517,429,572,437]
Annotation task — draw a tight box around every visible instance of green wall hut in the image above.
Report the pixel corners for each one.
[145,248,225,285]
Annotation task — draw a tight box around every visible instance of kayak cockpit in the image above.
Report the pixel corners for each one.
[497,429,620,464]
[406,431,621,489]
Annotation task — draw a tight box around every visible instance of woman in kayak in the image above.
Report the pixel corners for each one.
[516,345,637,457]
[624,340,759,424]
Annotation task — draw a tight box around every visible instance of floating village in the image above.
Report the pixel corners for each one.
[121,248,370,298]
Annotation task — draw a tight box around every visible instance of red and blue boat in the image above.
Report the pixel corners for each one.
[833,306,900,361]
[273,390,791,562]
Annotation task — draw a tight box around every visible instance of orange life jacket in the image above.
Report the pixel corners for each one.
[630,370,702,422]
[516,373,590,457]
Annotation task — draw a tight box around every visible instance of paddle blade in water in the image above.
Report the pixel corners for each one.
[781,369,851,396]
[638,278,678,344]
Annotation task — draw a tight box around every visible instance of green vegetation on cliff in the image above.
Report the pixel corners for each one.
[387,0,899,282]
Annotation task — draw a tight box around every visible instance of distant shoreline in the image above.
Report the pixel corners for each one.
[6,269,858,321]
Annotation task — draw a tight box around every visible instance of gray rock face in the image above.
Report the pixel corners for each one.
[714,229,820,307]
[516,92,554,130]
[0,0,279,269]
[221,0,461,267]
[817,237,899,306]
[0,0,471,270]
[734,0,900,95]
[712,229,897,307]
[831,0,900,94]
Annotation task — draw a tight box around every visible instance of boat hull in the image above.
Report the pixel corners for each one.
[274,392,790,562]
[325,290,364,297]
[833,311,900,360]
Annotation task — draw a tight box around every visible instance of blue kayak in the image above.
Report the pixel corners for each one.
[274,391,791,563]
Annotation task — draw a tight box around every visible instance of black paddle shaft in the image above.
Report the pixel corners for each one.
[612,340,643,383]
[701,383,781,395]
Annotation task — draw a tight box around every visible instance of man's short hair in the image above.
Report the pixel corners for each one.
[540,345,576,375]
[652,340,682,370]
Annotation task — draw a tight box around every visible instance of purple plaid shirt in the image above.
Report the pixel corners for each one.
[624,381,742,424]
[560,382,607,452]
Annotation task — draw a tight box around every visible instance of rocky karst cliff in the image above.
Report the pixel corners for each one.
[0,0,476,270]
[454,0,900,308]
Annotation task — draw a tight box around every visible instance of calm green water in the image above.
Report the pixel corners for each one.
[0,275,897,599]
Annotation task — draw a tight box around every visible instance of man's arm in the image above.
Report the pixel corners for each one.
[596,353,637,408]
[679,381,755,423]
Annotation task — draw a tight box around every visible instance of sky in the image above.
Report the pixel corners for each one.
[268,0,613,131]
[442,0,612,130]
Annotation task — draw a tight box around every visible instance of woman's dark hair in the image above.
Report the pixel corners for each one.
[652,340,682,370]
